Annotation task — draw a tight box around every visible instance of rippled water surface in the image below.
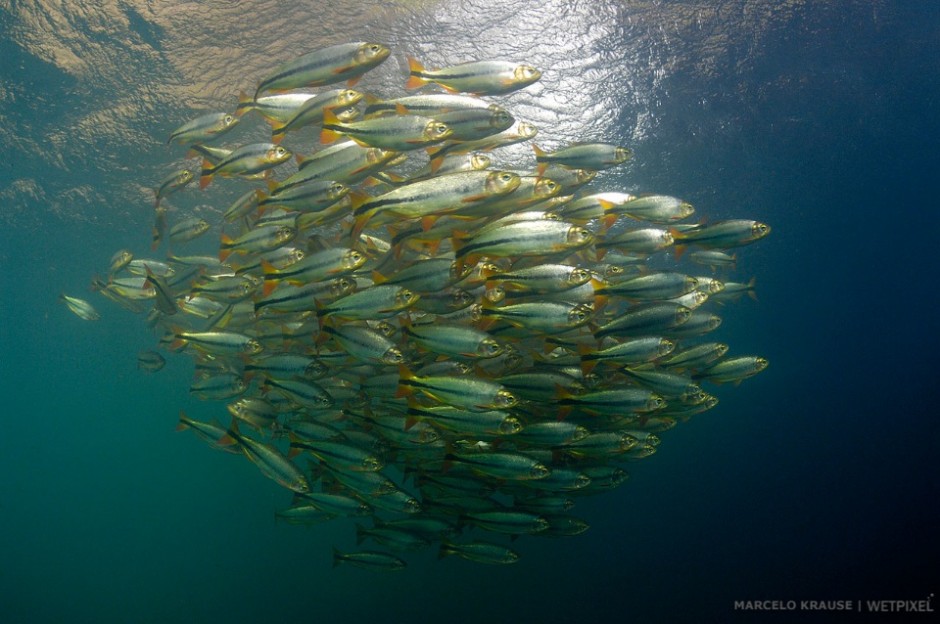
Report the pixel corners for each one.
[1,1,937,622]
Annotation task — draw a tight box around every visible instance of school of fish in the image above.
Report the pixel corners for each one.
[62,42,770,570]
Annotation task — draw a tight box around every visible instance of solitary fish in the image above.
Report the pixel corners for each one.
[60,294,100,321]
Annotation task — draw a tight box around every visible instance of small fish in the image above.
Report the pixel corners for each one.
[406,57,541,95]
[269,88,363,143]
[154,169,193,208]
[218,225,296,262]
[137,350,166,372]
[694,356,769,385]
[176,411,239,454]
[331,547,406,571]
[321,108,452,152]
[533,142,631,174]
[167,112,239,145]
[219,421,310,493]
[254,42,390,98]
[671,219,771,256]
[168,218,211,244]
[200,143,292,189]
[60,294,100,321]
[396,365,517,412]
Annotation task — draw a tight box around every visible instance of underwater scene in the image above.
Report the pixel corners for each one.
[1,1,937,622]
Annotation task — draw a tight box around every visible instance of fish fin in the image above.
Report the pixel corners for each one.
[234,91,253,117]
[747,277,759,301]
[672,244,687,261]
[320,109,342,144]
[420,216,437,232]
[176,410,191,432]
[199,162,214,189]
[346,75,361,88]
[395,364,416,398]
[218,234,234,263]
[371,270,387,285]
[261,279,278,298]
[405,57,428,89]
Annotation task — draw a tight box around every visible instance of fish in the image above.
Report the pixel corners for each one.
[331,548,406,571]
[154,169,193,208]
[406,57,541,95]
[199,143,291,189]
[219,421,310,493]
[533,142,632,174]
[167,112,239,145]
[137,350,166,372]
[269,88,363,143]
[254,42,390,98]
[60,293,100,321]
[320,108,453,151]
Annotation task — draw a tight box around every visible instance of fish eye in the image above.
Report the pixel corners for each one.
[275,147,288,157]
[224,115,234,125]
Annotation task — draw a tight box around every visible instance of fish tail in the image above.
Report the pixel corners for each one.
[320,108,342,144]
[235,91,253,117]
[199,160,215,189]
[405,57,429,89]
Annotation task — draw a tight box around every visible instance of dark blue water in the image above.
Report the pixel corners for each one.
[1,1,937,622]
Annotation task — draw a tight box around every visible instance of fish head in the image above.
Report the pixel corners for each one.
[619,433,639,451]
[513,64,542,85]
[754,357,770,371]
[486,170,521,195]
[675,305,693,325]
[342,249,366,270]
[483,286,505,304]
[678,201,695,218]
[568,268,593,287]
[498,416,523,436]
[489,107,515,131]
[530,463,551,480]
[328,182,350,201]
[469,154,491,170]
[567,303,594,327]
[516,122,539,140]
[533,177,560,199]
[476,338,504,359]
[570,425,591,443]
[614,146,633,164]
[646,395,667,412]
[381,348,405,366]
[424,121,453,142]
[335,106,360,123]
[395,287,420,309]
[356,42,391,66]
[265,145,292,165]
[245,339,264,355]
[658,338,676,356]
[752,221,771,239]
[337,89,363,106]
[566,226,594,248]
[492,389,518,410]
